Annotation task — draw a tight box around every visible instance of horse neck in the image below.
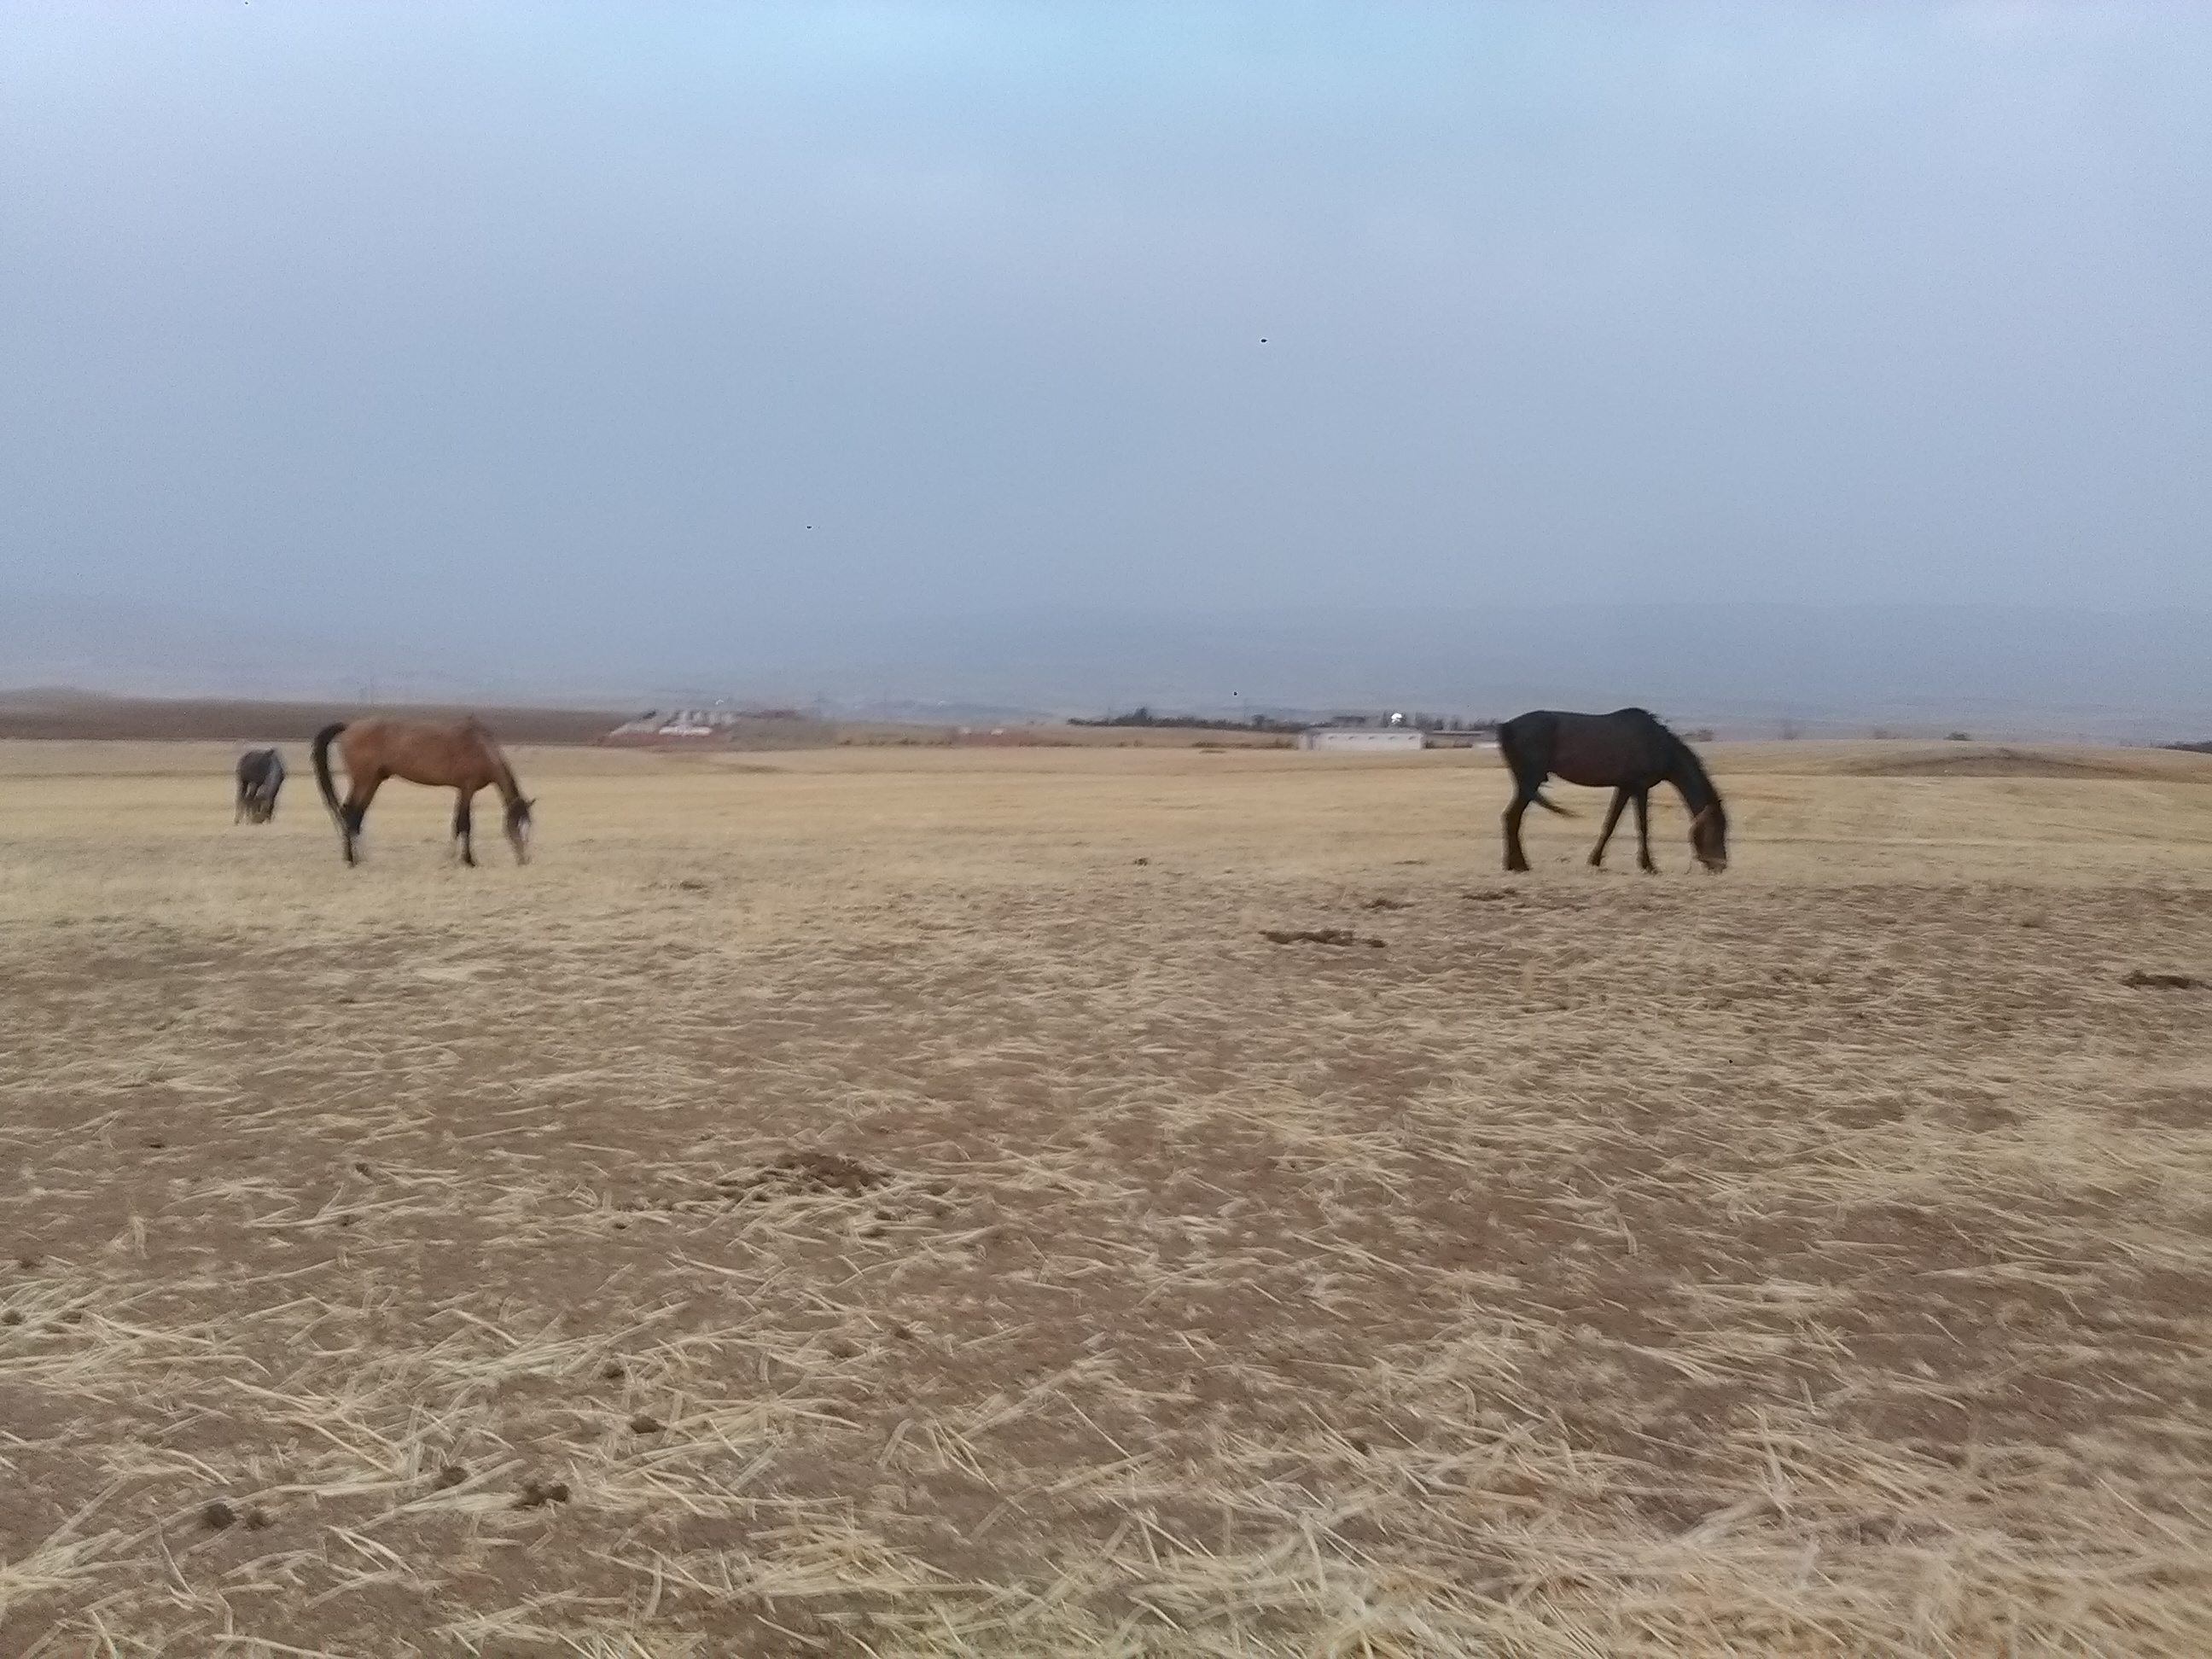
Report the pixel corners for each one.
[1663,740,1716,813]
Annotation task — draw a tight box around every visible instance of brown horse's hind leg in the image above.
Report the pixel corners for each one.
[340,772,385,866]
[1589,789,1631,867]
[452,789,476,867]
[1633,789,1656,872]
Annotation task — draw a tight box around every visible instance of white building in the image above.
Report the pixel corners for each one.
[1298,727,1428,752]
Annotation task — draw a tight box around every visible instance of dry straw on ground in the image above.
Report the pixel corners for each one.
[3,737,2211,1655]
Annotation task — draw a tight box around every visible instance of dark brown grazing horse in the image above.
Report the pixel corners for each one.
[311,719,533,867]
[1497,708,1727,874]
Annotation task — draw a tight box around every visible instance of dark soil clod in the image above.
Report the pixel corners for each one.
[2124,969,2203,990]
[723,1151,890,1199]
[515,1479,572,1509]
[1361,897,1410,911]
[2,1311,22,1326]
[677,877,709,892]
[1133,857,1150,865]
[629,1413,666,1434]
[201,1500,236,1530]
[143,1138,165,1149]
[1260,928,1386,949]
[434,1464,468,1489]
[14,1255,37,1270]
[602,1363,626,1380]
[244,1506,272,1529]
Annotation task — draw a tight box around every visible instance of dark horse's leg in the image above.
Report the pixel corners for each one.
[1633,789,1656,872]
[1589,789,1631,867]
[1503,793,1534,873]
[1499,718,1545,873]
[340,773,384,866]
[453,789,476,867]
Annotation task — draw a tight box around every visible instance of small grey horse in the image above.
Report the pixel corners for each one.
[235,748,286,824]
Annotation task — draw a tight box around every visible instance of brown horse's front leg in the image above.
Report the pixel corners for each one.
[452,789,476,867]
[1589,789,1631,867]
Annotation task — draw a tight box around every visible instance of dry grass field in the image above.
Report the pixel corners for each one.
[4,737,2212,1656]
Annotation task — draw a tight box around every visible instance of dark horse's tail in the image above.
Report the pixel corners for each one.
[311,723,347,824]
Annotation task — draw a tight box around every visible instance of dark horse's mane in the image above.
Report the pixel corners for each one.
[1653,718,1723,822]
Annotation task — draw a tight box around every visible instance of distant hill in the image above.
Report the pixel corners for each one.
[0,692,626,745]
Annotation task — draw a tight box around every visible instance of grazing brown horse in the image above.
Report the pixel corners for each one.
[311,719,533,867]
[1498,708,1726,874]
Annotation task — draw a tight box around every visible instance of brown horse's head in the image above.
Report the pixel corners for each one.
[504,795,535,864]
[1690,803,1728,873]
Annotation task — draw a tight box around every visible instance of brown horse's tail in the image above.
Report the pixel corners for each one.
[311,723,347,824]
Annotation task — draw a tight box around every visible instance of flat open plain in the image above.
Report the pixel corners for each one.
[3,738,2211,1656]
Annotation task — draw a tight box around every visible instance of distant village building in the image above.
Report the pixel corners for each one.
[601,706,831,748]
[1298,727,1428,752]
[603,709,731,744]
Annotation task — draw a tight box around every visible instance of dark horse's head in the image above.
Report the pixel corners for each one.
[1689,801,1729,873]
[504,795,535,864]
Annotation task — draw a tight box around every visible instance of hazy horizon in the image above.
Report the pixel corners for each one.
[9,585,2212,743]
[5,4,2211,716]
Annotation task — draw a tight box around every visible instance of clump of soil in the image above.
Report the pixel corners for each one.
[1361,897,1410,911]
[719,1151,889,1199]
[433,1464,469,1489]
[201,1501,236,1531]
[1260,928,1385,949]
[2124,970,2203,990]
[515,1479,571,1510]
[629,1414,666,1435]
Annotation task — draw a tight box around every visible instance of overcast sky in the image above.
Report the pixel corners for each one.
[3,2,2209,655]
